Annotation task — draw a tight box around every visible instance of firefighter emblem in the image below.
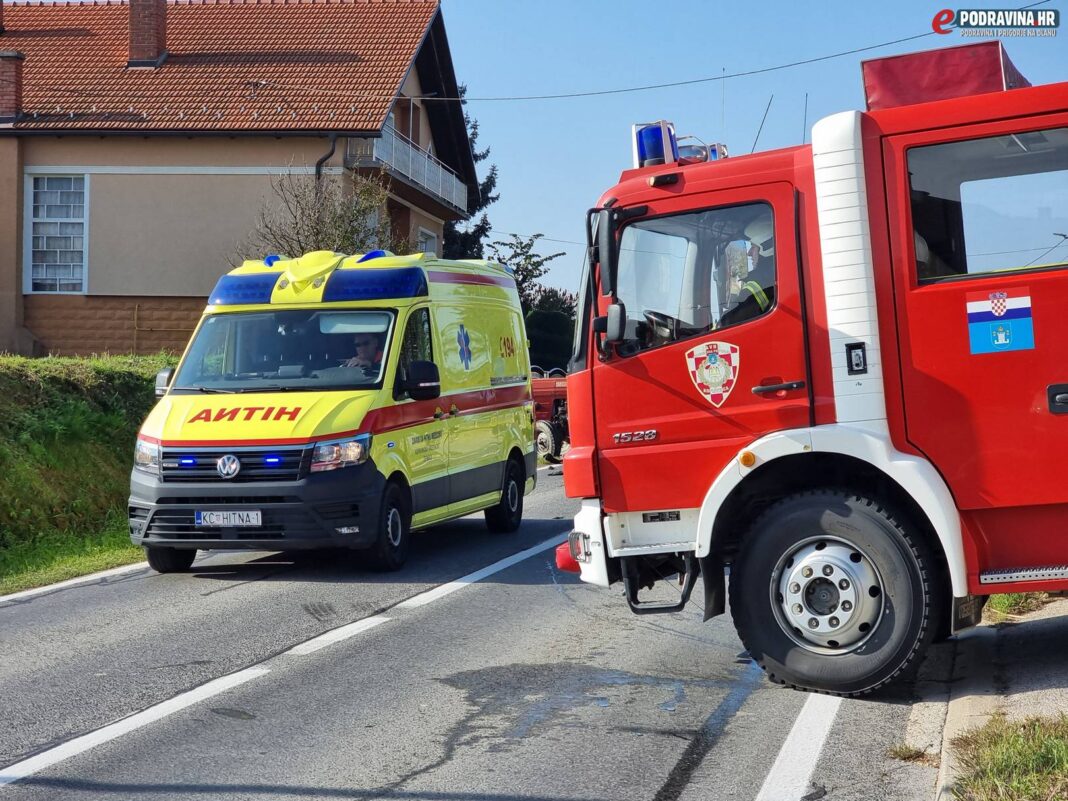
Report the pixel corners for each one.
[685,342,740,408]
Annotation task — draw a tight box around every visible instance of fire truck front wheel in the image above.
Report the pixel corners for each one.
[729,491,937,696]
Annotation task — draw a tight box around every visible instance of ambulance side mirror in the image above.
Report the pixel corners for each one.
[405,360,441,401]
[154,367,175,398]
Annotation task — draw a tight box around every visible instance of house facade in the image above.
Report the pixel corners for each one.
[0,0,476,355]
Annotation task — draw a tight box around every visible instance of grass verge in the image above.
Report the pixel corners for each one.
[952,713,1068,800]
[0,513,143,596]
[0,354,172,595]
[985,593,1050,621]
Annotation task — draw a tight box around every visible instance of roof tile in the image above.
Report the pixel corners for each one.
[3,0,438,131]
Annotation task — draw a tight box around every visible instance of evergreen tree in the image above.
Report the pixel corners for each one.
[443,86,499,259]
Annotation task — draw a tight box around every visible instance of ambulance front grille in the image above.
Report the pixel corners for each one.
[145,508,321,540]
[160,447,308,482]
[979,566,1068,584]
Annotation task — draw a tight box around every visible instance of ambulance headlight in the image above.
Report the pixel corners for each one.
[133,437,160,474]
[311,434,372,472]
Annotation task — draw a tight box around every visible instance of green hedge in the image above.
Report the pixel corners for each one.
[0,354,175,555]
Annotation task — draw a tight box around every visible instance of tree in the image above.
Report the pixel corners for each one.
[486,232,565,315]
[530,285,578,319]
[443,85,499,260]
[238,168,407,262]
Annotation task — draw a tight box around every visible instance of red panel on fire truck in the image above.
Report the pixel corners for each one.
[862,41,1030,111]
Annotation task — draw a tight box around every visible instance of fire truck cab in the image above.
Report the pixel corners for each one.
[563,43,1068,695]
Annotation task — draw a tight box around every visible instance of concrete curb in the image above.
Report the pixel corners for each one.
[934,625,1001,800]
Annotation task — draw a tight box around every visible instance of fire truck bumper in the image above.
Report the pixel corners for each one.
[568,499,612,587]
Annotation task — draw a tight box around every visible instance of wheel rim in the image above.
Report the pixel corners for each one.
[536,430,551,458]
[386,505,403,547]
[771,536,884,654]
[507,476,519,513]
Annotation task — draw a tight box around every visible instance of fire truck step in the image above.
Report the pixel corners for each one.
[979,566,1068,584]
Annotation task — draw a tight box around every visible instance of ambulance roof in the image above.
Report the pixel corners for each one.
[207,250,516,308]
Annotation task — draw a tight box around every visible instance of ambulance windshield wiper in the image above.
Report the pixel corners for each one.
[178,385,234,394]
[231,385,300,393]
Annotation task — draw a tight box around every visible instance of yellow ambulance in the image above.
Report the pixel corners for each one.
[128,250,536,572]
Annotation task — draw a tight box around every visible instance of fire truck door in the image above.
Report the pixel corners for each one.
[593,182,811,520]
[886,119,1068,573]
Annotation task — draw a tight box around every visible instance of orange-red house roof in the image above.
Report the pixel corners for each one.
[2,0,440,133]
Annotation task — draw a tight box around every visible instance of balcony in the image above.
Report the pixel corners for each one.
[346,126,469,215]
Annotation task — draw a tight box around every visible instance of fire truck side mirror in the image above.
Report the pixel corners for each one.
[605,302,626,343]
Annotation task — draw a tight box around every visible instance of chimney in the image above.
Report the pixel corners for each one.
[128,0,167,68]
[0,51,23,124]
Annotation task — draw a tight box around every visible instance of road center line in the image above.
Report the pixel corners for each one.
[283,615,391,656]
[0,666,270,787]
[753,692,843,801]
[397,533,568,610]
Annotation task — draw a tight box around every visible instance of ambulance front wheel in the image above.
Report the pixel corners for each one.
[366,482,411,571]
[729,491,937,696]
[485,457,524,533]
[144,545,197,574]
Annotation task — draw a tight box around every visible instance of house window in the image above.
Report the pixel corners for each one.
[28,175,87,293]
[417,228,438,256]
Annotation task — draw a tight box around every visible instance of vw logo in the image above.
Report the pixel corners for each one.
[216,454,241,479]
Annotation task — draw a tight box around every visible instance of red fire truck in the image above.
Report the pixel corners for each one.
[560,42,1068,695]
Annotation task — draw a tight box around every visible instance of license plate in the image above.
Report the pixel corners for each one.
[195,510,262,527]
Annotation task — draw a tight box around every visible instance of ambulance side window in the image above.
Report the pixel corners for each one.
[395,307,434,401]
[908,126,1068,282]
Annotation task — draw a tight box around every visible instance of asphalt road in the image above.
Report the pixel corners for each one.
[0,467,948,800]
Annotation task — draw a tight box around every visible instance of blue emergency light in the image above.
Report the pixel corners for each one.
[263,455,283,466]
[178,457,198,467]
[632,121,679,168]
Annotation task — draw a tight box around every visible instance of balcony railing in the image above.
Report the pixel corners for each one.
[346,126,469,214]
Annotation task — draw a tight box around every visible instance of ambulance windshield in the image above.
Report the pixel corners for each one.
[172,309,394,393]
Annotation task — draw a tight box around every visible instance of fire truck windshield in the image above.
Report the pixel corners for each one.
[172,309,395,393]
[611,201,776,351]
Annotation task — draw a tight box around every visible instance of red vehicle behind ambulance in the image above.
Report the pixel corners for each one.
[561,42,1068,695]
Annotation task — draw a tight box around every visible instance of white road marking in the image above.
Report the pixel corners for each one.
[0,667,270,786]
[754,693,843,801]
[397,533,568,609]
[0,562,149,605]
[283,615,390,656]
[0,533,569,785]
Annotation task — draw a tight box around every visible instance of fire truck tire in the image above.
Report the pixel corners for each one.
[144,546,197,573]
[365,482,411,571]
[485,457,525,533]
[535,421,563,463]
[729,491,936,696]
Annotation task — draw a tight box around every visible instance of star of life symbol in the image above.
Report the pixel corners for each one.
[990,291,1008,317]
[685,341,740,408]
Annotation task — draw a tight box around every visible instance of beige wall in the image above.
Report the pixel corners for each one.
[21,136,343,297]
[0,137,23,352]
[396,68,436,159]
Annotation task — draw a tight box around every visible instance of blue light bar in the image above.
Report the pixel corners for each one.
[178,457,198,467]
[633,121,679,168]
[209,274,280,306]
[357,250,390,263]
[322,267,428,303]
[263,456,283,466]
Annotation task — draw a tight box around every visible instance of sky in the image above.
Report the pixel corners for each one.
[438,0,1067,292]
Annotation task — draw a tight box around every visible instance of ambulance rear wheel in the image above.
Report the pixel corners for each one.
[729,491,936,696]
[366,482,410,571]
[485,458,524,533]
[536,421,562,463]
[145,545,196,574]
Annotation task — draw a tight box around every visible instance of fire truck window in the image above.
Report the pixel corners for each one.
[614,202,775,353]
[907,126,1068,282]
